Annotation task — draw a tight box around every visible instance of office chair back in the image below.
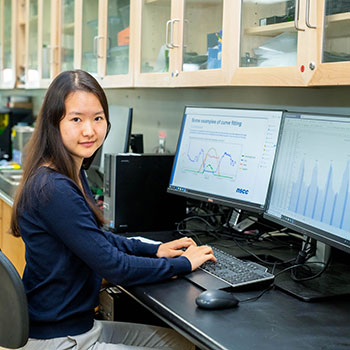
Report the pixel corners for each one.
[0,251,29,349]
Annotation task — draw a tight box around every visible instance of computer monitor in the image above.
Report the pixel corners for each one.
[265,112,350,254]
[91,105,133,173]
[86,106,132,193]
[265,112,350,300]
[168,106,283,213]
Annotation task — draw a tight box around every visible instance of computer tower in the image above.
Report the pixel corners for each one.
[103,154,186,233]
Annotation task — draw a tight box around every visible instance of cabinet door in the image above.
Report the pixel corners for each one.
[231,0,317,86]
[134,0,176,87]
[0,0,16,89]
[78,0,103,78]
[1,202,26,276]
[58,0,76,72]
[100,0,134,88]
[310,0,350,85]
[135,0,229,87]
[173,0,230,87]
[39,0,59,88]
[25,0,40,87]
[26,0,59,88]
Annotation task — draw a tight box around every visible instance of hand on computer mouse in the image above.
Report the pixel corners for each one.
[196,289,239,310]
[181,245,216,271]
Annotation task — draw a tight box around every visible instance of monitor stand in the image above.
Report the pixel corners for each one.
[274,241,350,302]
[229,209,256,232]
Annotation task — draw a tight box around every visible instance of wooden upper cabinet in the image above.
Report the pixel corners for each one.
[0,0,17,89]
[134,0,230,87]
[100,0,134,87]
[310,0,350,85]
[38,0,59,88]
[57,0,76,74]
[6,0,350,89]
[230,0,318,86]
[24,0,39,87]
[24,0,59,88]
[74,0,133,88]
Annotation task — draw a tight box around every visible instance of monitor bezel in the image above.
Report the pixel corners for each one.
[167,105,285,214]
[123,107,133,153]
[264,111,350,254]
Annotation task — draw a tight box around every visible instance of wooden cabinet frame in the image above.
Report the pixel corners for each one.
[0,0,17,89]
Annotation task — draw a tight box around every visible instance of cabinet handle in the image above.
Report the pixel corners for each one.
[170,19,180,48]
[166,20,174,49]
[294,0,305,31]
[94,36,104,58]
[305,0,316,29]
[94,36,99,58]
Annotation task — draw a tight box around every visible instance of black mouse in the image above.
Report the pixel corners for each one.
[195,289,239,310]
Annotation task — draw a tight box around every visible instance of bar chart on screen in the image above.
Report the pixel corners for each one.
[268,114,350,239]
[288,159,350,230]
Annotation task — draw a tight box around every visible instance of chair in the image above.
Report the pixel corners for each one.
[0,251,29,349]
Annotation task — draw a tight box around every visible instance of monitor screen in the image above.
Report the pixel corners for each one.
[265,112,350,254]
[168,107,283,213]
[92,105,133,173]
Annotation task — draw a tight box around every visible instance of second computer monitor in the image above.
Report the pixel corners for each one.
[168,106,283,213]
[265,112,350,254]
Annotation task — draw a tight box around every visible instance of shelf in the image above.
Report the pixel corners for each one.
[245,21,295,37]
[29,15,38,23]
[63,22,74,35]
[325,12,350,38]
[245,12,350,38]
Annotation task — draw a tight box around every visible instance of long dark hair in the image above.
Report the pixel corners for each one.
[10,70,110,236]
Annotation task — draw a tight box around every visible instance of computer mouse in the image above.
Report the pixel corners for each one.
[195,289,239,310]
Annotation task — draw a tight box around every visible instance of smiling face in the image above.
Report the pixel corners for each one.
[59,90,108,170]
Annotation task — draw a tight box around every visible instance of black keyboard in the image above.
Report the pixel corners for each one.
[184,246,274,290]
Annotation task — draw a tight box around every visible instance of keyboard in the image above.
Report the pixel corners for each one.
[184,246,275,290]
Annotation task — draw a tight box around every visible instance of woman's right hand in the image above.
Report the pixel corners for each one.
[181,245,216,271]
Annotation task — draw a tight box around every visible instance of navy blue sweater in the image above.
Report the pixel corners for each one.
[18,167,191,339]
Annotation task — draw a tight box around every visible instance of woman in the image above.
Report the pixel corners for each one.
[11,70,215,350]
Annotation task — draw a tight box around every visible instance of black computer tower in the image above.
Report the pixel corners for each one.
[103,154,186,233]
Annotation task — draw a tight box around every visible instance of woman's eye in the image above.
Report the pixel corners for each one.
[72,117,81,122]
[95,116,104,121]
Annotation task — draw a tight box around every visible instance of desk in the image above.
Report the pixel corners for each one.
[120,278,350,350]
[119,232,350,350]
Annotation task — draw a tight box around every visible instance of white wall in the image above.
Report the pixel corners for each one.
[1,86,350,153]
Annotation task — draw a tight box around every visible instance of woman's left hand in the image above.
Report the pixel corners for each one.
[156,237,197,258]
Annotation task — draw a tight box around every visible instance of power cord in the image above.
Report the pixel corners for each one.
[238,259,332,304]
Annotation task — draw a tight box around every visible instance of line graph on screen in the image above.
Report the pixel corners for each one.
[181,138,242,181]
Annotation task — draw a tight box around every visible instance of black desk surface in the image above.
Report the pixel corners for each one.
[119,231,350,350]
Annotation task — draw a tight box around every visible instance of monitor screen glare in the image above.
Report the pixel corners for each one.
[168,107,283,212]
[266,112,350,253]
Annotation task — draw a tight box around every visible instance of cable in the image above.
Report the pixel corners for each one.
[273,260,328,281]
[238,284,274,303]
[290,255,331,282]
[228,236,296,266]
[239,260,332,304]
